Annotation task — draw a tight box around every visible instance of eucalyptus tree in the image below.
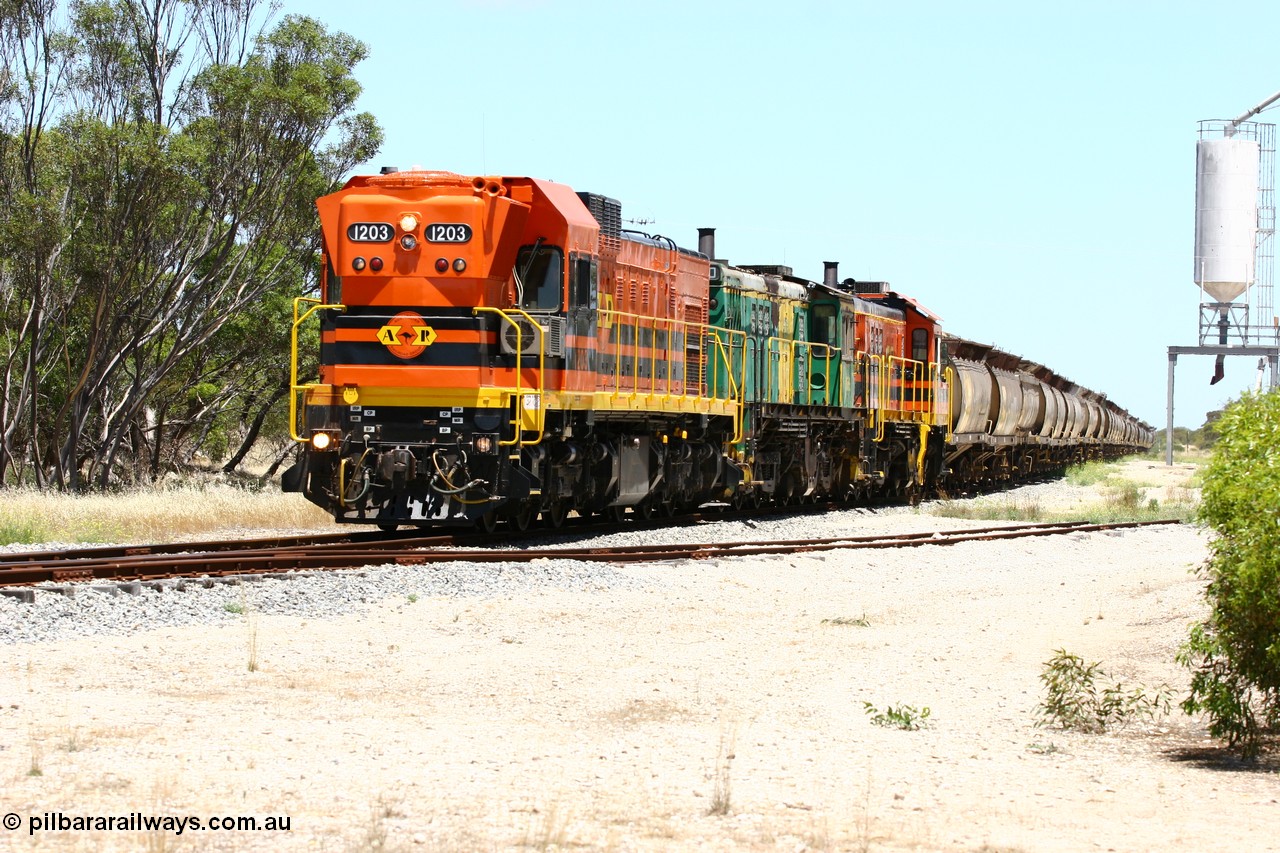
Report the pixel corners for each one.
[0,0,381,488]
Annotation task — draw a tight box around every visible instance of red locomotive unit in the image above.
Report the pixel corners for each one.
[283,169,1151,530]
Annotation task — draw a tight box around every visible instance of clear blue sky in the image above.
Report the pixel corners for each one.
[288,0,1280,429]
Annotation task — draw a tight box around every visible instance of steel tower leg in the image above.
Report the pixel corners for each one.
[1166,351,1177,466]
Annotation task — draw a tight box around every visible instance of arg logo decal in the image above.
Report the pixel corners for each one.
[377,311,436,359]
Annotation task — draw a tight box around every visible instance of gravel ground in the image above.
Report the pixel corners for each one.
[0,475,1110,647]
[3,459,1275,852]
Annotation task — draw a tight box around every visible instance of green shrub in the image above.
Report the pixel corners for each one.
[863,702,930,730]
[1104,480,1143,511]
[822,615,870,627]
[931,498,1043,522]
[1037,649,1170,733]
[1065,460,1112,487]
[1179,391,1280,758]
[0,518,48,545]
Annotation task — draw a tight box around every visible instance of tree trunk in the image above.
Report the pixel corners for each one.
[222,373,289,473]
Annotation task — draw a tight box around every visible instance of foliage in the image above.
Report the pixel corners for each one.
[1179,390,1280,758]
[1151,418,1221,455]
[705,728,736,817]
[0,479,330,544]
[863,702,931,730]
[932,497,1045,522]
[821,615,870,627]
[1037,649,1170,733]
[1065,460,1112,487]
[0,0,381,490]
[1103,480,1143,512]
[0,517,48,545]
[930,463,1198,525]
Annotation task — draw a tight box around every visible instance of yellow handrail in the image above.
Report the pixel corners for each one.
[794,340,836,406]
[874,354,888,442]
[473,306,546,447]
[596,307,744,404]
[942,364,955,441]
[290,296,346,442]
[708,328,746,443]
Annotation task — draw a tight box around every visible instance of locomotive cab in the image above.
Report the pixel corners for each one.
[285,172,596,528]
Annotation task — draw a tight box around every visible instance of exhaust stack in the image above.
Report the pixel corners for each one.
[698,228,716,260]
[823,261,839,287]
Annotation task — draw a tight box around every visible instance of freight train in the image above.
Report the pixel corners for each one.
[282,170,1153,531]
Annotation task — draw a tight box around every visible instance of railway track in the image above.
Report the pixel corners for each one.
[0,517,1183,595]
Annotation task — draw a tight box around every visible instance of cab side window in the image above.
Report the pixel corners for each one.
[912,328,929,363]
[570,256,597,310]
[324,258,342,304]
[810,304,837,345]
[515,244,563,311]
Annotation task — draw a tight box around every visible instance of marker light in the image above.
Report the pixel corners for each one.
[435,257,449,273]
[400,234,417,250]
[369,257,383,271]
[474,435,493,453]
[453,258,467,272]
[311,432,332,451]
[398,214,418,232]
[352,257,366,271]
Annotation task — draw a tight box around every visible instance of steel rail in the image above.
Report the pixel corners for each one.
[0,518,1183,590]
[0,505,726,567]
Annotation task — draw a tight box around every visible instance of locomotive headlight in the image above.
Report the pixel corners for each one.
[310,431,333,451]
[398,213,418,232]
[400,234,417,250]
[474,435,494,453]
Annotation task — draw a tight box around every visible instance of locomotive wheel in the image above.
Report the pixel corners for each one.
[542,502,570,529]
[509,504,535,532]
[477,512,499,534]
[608,506,627,523]
[636,501,657,520]
[378,522,398,533]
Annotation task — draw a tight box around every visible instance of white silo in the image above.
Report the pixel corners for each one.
[1194,135,1259,303]
[1167,98,1280,468]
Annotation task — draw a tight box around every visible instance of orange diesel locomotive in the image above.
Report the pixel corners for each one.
[286,171,742,530]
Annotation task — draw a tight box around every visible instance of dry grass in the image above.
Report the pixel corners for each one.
[605,698,690,725]
[0,482,332,545]
[707,728,736,816]
[931,458,1204,525]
